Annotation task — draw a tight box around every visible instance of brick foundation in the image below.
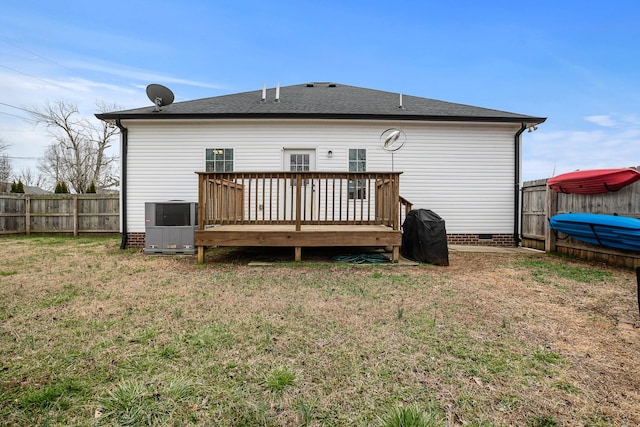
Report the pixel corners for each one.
[125,232,146,249]
[125,232,516,249]
[446,234,516,247]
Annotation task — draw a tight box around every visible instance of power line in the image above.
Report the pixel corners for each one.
[5,155,44,160]
[0,110,28,120]
[1,39,73,71]
[1,38,109,102]
[0,63,69,90]
[0,101,33,120]
[0,101,36,114]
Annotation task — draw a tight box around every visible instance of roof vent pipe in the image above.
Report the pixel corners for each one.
[261,83,266,102]
[275,82,280,102]
[399,93,404,109]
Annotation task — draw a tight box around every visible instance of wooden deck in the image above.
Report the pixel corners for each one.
[195,171,410,263]
[195,224,402,262]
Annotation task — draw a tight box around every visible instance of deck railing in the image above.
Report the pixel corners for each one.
[197,171,405,231]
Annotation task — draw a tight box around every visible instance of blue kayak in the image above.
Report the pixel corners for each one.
[548,213,640,252]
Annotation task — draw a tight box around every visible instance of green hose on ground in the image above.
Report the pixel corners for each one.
[332,253,391,264]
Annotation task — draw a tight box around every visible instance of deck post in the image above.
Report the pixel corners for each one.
[197,246,204,264]
[295,247,302,262]
[392,174,400,230]
[392,246,400,263]
[197,174,205,230]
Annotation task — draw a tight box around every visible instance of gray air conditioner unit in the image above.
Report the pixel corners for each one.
[144,201,197,254]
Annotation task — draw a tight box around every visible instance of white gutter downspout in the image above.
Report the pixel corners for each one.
[116,119,128,249]
[513,122,527,246]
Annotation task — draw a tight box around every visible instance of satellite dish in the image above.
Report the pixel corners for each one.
[146,84,175,112]
[380,128,406,152]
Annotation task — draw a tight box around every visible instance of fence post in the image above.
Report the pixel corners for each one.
[544,184,557,253]
[73,195,79,236]
[25,196,31,236]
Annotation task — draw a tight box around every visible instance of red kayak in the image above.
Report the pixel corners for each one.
[548,168,640,194]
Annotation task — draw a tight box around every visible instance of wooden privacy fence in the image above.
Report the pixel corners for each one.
[521,177,640,267]
[0,194,119,235]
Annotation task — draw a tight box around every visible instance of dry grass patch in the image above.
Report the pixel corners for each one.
[0,236,638,426]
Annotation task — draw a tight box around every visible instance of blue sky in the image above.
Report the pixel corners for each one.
[1,0,638,181]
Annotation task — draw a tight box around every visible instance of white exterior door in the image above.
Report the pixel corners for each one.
[283,149,316,220]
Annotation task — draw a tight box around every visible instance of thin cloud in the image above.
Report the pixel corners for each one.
[0,71,140,109]
[620,114,640,126]
[63,59,226,91]
[585,115,617,127]
[54,78,140,96]
[584,113,640,128]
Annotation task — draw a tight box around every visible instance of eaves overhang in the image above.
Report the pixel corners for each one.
[96,112,547,125]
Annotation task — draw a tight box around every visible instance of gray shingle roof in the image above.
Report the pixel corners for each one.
[96,82,546,124]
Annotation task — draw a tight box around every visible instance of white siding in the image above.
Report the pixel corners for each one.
[391,122,519,234]
[122,119,521,233]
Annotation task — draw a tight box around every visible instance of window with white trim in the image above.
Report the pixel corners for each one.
[289,153,310,172]
[206,148,234,172]
[348,148,366,199]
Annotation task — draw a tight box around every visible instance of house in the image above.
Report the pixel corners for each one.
[96,82,546,261]
[0,182,50,194]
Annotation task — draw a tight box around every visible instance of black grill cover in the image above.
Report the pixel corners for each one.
[401,209,449,266]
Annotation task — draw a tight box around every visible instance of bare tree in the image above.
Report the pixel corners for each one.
[30,100,120,193]
[0,140,11,192]
[15,167,47,189]
[91,101,121,189]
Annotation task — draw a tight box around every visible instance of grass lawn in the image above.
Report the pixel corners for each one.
[0,235,639,426]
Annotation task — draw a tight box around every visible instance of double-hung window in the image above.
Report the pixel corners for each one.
[206,148,234,172]
[348,149,366,199]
